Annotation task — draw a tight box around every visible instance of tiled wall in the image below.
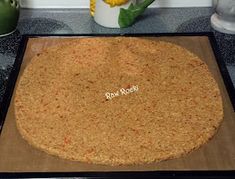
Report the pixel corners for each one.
[20,0,213,8]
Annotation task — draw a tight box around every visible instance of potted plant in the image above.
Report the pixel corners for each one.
[91,0,155,28]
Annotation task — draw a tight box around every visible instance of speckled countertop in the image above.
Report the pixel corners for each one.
[0,7,234,109]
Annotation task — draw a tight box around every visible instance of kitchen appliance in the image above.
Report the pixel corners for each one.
[211,0,235,34]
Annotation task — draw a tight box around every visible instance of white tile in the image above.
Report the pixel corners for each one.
[20,0,212,8]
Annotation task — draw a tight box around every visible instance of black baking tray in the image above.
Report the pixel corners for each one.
[0,32,234,178]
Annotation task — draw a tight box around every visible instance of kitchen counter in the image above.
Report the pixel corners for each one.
[0,7,234,113]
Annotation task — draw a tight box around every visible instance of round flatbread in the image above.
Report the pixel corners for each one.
[14,37,223,165]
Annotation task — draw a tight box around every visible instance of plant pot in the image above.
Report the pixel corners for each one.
[93,0,155,28]
[0,0,20,37]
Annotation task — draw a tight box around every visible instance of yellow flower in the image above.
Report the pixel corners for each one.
[103,0,129,7]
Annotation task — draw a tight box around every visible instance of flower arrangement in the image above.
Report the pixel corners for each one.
[91,0,155,28]
[103,0,130,7]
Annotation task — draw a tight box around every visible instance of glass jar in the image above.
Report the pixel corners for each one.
[0,0,20,36]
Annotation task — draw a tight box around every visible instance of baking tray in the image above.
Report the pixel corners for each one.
[0,33,235,178]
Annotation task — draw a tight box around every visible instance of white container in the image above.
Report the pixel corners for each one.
[94,0,136,28]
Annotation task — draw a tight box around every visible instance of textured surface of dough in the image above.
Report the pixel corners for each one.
[14,37,223,165]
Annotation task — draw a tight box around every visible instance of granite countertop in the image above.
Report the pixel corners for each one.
[0,7,234,110]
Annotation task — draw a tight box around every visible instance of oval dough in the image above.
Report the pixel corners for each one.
[14,37,223,165]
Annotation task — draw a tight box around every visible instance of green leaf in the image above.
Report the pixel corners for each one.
[118,0,155,28]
